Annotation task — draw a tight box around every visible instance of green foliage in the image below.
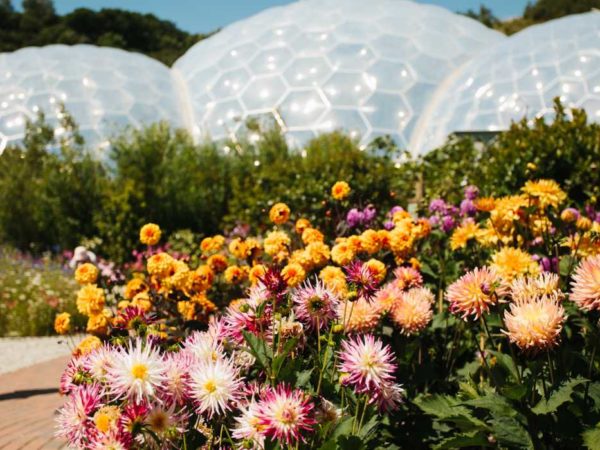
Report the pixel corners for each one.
[0,0,209,65]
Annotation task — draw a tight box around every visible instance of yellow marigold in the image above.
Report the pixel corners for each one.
[131,292,153,312]
[147,252,175,278]
[245,238,262,259]
[347,235,363,253]
[388,227,414,257]
[73,335,102,357]
[450,220,481,251]
[189,265,215,292]
[413,218,432,239]
[331,240,355,266]
[521,179,566,210]
[490,195,528,234]
[503,297,565,353]
[269,202,291,225]
[249,264,267,284]
[54,312,71,335]
[229,238,250,259]
[331,181,351,200]
[140,223,161,246]
[264,230,291,256]
[577,216,593,231]
[490,247,540,281]
[282,263,306,287]
[306,241,330,268]
[289,249,312,270]
[295,218,311,234]
[167,260,191,291]
[74,263,99,285]
[224,265,247,284]
[475,197,496,212]
[320,266,348,296]
[339,297,380,333]
[94,406,121,434]
[76,284,105,316]
[86,309,111,335]
[360,229,382,254]
[377,230,391,250]
[200,235,225,253]
[179,294,216,322]
[391,287,434,335]
[124,277,148,300]
[392,209,412,224]
[207,254,228,273]
[302,227,324,244]
[365,258,386,282]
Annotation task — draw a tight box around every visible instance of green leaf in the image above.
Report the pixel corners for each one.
[433,431,489,449]
[463,394,517,418]
[502,384,528,401]
[358,414,379,439]
[489,416,534,449]
[331,416,355,440]
[295,369,313,388]
[337,435,366,450]
[272,337,299,377]
[587,383,600,412]
[489,350,520,381]
[242,330,270,371]
[532,377,587,415]
[413,394,488,431]
[582,426,600,450]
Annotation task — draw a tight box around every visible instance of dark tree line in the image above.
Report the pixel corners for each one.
[0,0,211,65]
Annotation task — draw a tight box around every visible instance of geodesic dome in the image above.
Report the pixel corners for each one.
[172,0,503,150]
[0,45,184,157]
[413,12,600,155]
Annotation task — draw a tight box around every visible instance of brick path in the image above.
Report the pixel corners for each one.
[0,357,69,449]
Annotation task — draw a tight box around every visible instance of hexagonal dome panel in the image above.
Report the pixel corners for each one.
[414,12,600,156]
[173,0,502,149]
[0,45,184,158]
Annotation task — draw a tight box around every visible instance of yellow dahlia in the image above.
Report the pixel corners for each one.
[224,265,247,284]
[264,231,291,257]
[74,263,99,285]
[147,252,175,278]
[73,335,102,357]
[490,247,540,281]
[282,263,306,287]
[319,266,348,296]
[306,241,330,268]
[124,277,148,300]
[76,284,106,316]
[475,197,496,212]
[503,297,565,353]
[54,312,71,335]
[249,264,267,285]
[331,181,351,200]
[200,235,225,253]
[229,238,250,259]
[140,223,161,246]
[131,292,153,312]
[302,227,324,244]
[331,241,355,266]
[295,218,311,234]
[269,202,291,225]
[450,220,481,251]
[391,287,434,335]
[86,309,111,335]
[570,255,600,311]
[207,254,228,273]
[365,258,386,282]
[521,179,566,210]
[360,229,382,254]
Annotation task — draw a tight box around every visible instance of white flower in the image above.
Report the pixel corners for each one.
[189,357,243,418]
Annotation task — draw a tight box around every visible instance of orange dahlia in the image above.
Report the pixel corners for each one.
[570,255,600,311]
[446,267,506,320]
[390,287,434,335]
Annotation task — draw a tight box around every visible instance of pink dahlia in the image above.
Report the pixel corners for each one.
[446,267,506,320]
[337,334,397,393]
[390,287,434,336]
[256,384,316,445]
[162,351,193,406]
[60,356,91,395]
[393,266,423,291]
[570,254,600,311]
[292,279,339,330]
[372,381,404,412]
[55,383,103,448]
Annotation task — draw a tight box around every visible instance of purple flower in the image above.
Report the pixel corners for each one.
[363,205,377,223]
[346,208,364,228]
[464,185,479,200]
[388,206,404,217]
[429,199,446,213]
[460,199,476,217]
[441,215,456,233]
[428,215,440,227]
[384,220,395,230]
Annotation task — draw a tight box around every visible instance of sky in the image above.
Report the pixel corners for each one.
[50,0,530,34]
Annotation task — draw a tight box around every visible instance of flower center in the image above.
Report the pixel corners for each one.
[204,380,217,393]
[131,363,148,380]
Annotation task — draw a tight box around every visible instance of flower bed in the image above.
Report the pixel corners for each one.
[55,179,600,449]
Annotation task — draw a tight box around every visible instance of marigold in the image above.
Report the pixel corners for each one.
[229,238,250,259]
[521,179,566,210]
[207,254,228,273]
[200,235,225,253]
[264,231,291,257]
[365,258,386,282]
[490,247,540,281]
[189,265,215,292]
[331,181,351,200]
[131,292,153,312]
[224,265,247,284]
[391,287,434,335]
[302,227,324,244]
[319,266,348,296]
[76,284,105,316]
[450,220,481,251]
[147,252,175,278]
[73,335,102,357]
[360,229,382,254]
[74,263,99,285]
[140,223,161,246]
[331,241,355,266]
[305,241,330,268]
[282,263,306,287]
[86,309,111,335]
[269,202,291,225]
[248,264,267,285]
[388,227,414,257]
[124,277,148,300]
[570,255,600,311]
[503,297,565,353]
[295,218,311,234]
[577,216,593,231]
[54,312,71,335]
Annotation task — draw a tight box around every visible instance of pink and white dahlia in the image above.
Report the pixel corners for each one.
[337,334,397,393]
[223,297,273,345]
[162,351,193,406]
[89,432,130,450]
[232,401,265,448]
[292,279,339,330]
[60,356,91,395]
[570,255,600,311]
[393,266,423,291]
[256,384,316,445]
[56,383,103,448]
[446,267,506,320]
[188,357,243,418]
[372,381,404,412]
[85,343,115,382]
[106,339,166,404]
[183,330,224,363]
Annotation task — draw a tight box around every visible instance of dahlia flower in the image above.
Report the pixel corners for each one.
[75,262,99,285]
[331,181,351,200]
[139,223,161,246]
[256,385,316,445]
[106,339,167,404]
[56,383,103,447]
[510,272,563,304]
[269,202,291,225]
[60,356,92,396]
[162,352,193,406]
[188,357,243,418]
[393,266,423,291]
[232,401,265,448]
[183,330,223,364]
[391,287,434,335]
[85,343,114,382]
[446,267,506,320]
[338,297,381,333]
[338,334,397,393]
[503,297,566,353]
[521,179,566,210]
[292,279,339,330]
[490,247,540,281]
[372,380,404,412]
[570,254,600,311]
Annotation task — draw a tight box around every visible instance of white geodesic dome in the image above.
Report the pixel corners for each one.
[0,45,184,157]
[172,0,503,150]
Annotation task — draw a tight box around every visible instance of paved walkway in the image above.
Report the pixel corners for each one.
[0,357,69,449]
